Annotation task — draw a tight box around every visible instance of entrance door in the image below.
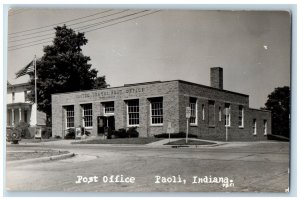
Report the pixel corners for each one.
[97,116,115,135]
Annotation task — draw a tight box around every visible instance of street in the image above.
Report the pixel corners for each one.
[5,141,289,193]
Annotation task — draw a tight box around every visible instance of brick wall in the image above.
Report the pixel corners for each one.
[51,81,179,138]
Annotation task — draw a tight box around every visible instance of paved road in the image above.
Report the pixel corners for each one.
[5,141,289,193]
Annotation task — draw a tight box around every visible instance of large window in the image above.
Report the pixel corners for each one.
[103,101,114,115]
[208,100,215,126]
[263,120,267,135]
[150,97,163,125]
[238,105,244,128]
[253,119,257,135]
[224,103,231,127]
[189,97,197,125]
[127,99,139,126]
[65,105,74,128]
[82,104,93,127]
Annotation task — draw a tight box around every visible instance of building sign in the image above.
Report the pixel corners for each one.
[35,126,42,139]
[167,122,174,134]
[75,87,145,100]
[75,127,81,138]
[186,107,191,119]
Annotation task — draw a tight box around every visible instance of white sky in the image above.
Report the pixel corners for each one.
[6,8,291,109]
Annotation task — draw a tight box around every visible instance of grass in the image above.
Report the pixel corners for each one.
[6,150,69,161]
[72,138,162,144]
[164,139,216,146]
[18,138,62,143]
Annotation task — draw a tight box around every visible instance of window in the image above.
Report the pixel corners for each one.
[189,97,197,125]
[65,106,74,128]
[24,110,28,124]
[263,120,267,135]
[238,105,244,128]
[224,103,231,127]
[103,101,114,115]
[150,97,163,125]
[219,107,222,121]
[202,104,205,120]
[82,104,93,127]
[12,92,15,103]
[208,100,215,126]
[253,119,257,135]
[127,99,139,126]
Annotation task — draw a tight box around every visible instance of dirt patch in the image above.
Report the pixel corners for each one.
[164,139,216,145]
[72,138,162,144]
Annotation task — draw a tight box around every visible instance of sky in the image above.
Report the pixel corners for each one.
[6,8,291,109]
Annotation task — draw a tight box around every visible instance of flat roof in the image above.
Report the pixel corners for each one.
[52,79,249,97]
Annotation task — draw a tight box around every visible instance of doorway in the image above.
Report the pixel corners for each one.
[97,116,115,135]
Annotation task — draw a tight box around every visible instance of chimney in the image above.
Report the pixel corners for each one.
[210,67,223,89]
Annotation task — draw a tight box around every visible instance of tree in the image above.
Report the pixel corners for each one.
[264,86,290,138]
[27,25,108,124]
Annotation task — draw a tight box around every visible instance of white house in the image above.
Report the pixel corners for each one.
[7,82,46,127]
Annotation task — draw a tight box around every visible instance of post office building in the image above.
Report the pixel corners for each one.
[51,67,271,141]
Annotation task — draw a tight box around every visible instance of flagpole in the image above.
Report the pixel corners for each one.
[34,55,37,127]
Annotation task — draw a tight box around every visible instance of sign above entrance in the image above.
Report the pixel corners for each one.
[75,87,146,100]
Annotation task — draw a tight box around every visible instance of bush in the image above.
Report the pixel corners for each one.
[54,135,61,139]
[42,127,52,139]
[81,127,91,136]
[154,132,198,138]
[14,121,31,139]
[64,128,75,139]
[113,128,127,138]
[127,127,139,138]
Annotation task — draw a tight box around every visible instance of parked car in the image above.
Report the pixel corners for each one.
[6,127,22,144]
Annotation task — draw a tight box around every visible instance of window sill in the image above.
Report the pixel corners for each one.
[83,127,93,129]
[150,124,163,127]
[253,133,257,136]
[190,124,198,127]
[208,125,215,128]
[239,126,244,129]
[127,125,139,127]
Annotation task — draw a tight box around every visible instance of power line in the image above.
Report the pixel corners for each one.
[9,9,112,35]
[8,10,145,46]
[9,10,148,47]
[9,9,130,40]
[84,10,160,33]
[8,10,161,51]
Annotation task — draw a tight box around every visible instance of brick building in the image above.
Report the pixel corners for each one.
[51,67,271,141]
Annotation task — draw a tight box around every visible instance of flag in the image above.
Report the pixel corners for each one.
[15,60,34,78]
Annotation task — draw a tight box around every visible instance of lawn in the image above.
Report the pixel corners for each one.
[72,138,162,144]
[6,150,69,161]
[18,138,62,143]
[164,139,216,146]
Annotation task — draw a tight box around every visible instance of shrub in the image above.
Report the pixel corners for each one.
[54,135,61,139]
[42,127,52,139]
[81,127,91,136]
[127,127,139,138]
[14,121,31,139]
[114,128,127,138]
[64,128,75,139]
[154,132,198,138]
[107,128,113,139]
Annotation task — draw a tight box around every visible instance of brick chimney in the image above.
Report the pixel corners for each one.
[210,67,223,89]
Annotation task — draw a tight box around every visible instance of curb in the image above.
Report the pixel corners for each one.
[6,152,75,165]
